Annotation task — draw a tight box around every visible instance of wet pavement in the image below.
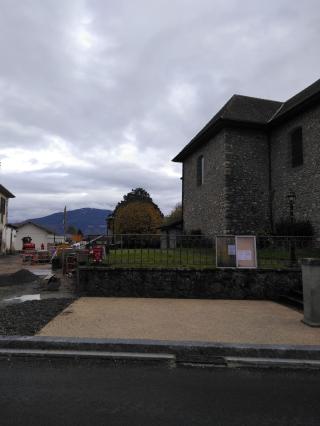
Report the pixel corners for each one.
[0,360,320,426]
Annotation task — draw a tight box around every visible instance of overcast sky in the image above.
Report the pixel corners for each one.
[0,0,319,221]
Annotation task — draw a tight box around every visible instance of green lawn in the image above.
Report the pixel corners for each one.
[105,248,216,268]
[101,246,320,269]
[257,247,320,268]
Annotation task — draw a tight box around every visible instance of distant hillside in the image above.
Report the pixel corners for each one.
[29,208,112,236]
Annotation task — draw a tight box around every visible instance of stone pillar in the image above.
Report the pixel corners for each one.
[301,258,320,327]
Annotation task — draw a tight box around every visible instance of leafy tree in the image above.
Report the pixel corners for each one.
[113,188,163,234]
[163,203,182,226]
[123,187,151,203]
[67,225,77,235]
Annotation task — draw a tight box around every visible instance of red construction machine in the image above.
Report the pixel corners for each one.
[89,246,104,263]
[22,236,35,251]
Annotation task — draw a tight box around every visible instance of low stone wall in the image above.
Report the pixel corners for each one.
[76,267,302,301]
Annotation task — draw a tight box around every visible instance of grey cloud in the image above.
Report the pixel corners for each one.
[6,160,180,221]
[1,0,320,220]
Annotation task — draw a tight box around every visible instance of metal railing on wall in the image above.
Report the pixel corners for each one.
[97,234,320,269]
[103,234,215,267]
[256,235,319,269]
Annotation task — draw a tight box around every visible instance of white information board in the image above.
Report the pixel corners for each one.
[216,236,257,269]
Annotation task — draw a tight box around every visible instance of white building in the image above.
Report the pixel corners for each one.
[0,184,15,254]
[15,222,64,251]
[5,224,17,253]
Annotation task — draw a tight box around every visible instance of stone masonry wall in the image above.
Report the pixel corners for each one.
[77,266,301,300]
[224,127,270,234]
[183,130,226,236]
[271,103,320,239]
[182,102,320,238]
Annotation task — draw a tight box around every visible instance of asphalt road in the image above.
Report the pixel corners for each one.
[1,360,320,426]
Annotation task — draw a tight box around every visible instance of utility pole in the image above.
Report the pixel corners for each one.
[62,206,67,274]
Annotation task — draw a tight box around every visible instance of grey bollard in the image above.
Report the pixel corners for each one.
[301,258,320,327]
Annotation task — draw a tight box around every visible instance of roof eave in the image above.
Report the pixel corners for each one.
[270,92,320,126]
[172,119,267,162]
[0,185,15,198]
[16,221,54,234]
[6,223,17,229]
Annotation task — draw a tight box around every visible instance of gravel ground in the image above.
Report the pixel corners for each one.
[0,269,39,287]
[0,298,74,336]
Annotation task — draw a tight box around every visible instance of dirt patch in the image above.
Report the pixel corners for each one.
[0,298,74,336]
[0,269,39,287]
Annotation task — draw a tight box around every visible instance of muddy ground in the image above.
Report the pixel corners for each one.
[0,255,76,336]
[0,254,51,274]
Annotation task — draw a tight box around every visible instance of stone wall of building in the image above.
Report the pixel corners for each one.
[183,130,226,236]
[182,102,320,238]
[271,103,320,238]
[224,127,270,234]
[76,266,301,301]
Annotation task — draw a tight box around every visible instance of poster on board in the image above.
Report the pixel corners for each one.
[216,235,257,269]
[236,236,257,268]
[216,236,236,268]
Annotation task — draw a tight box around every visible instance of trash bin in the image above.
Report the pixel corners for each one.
[301,258,320,327]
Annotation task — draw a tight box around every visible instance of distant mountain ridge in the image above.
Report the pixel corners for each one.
[28,208,112,236]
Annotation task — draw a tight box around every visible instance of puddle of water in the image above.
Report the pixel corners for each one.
[1,291,72,304]
[26,269,52,276]
[4,294,41,303]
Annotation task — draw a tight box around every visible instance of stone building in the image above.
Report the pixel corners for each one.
[173,79,320,238]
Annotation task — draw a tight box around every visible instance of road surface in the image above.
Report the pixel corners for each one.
[1,359,320,425]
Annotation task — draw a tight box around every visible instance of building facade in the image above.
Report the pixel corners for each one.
[173,79,320,238]
[15,222,54,251]
[0,184,15,254]
[4,224,17,253]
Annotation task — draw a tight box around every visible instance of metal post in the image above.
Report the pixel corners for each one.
[287,191,297,267]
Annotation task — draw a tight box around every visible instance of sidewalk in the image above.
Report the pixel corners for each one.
[39,298,320,346]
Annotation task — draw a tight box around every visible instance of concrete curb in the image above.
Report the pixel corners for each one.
[0,347,175,367]
[1,336,320,369]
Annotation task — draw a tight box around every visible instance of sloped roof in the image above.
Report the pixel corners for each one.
[173,78,320,162]
[271,78,320,122]
[218,95,282,124]
[0,184,15,198]
[172,95,281,162]
[6,223,17,229]
[14,221,54,234]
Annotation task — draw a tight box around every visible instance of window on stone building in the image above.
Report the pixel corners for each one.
[0,197,5,224]
[197,155,204,186]
[291,127,303,167]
